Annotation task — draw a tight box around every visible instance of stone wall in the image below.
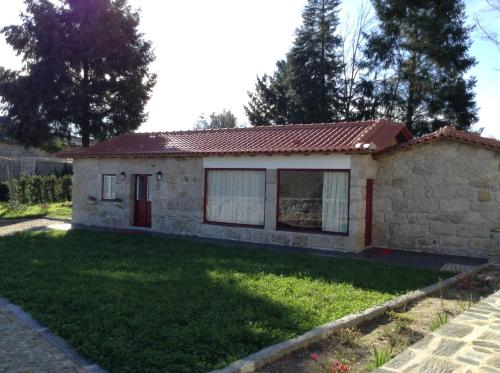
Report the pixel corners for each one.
[0,141,72,181]
[72,154,377,253]
[373,140,500,258]
[72,157,204,232]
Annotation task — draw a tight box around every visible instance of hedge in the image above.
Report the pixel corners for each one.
[13,175,72,204]
[0,182,8,202]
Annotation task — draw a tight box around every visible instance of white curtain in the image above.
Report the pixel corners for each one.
[206,170,265,226]
[322,172,349,233]
[103,175,116,200]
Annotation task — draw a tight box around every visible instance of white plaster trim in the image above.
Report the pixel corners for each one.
[209,263,493,373]
[203,154,351,170]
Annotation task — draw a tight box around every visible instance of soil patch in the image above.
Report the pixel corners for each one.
[258,267,500,373]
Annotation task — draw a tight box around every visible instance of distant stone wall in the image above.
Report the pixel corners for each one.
[0,159,71,181]
[373,140,500,258]
[0,141,72,181]
[72,154,377,253]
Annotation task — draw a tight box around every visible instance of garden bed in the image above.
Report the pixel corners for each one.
[257,266,500,373]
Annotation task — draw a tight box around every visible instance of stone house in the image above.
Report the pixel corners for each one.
[58,120,500,259]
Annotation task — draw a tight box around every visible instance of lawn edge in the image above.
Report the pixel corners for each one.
[209,262,493,373]
[0,296,107,373]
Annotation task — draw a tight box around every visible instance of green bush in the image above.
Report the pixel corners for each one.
[0,182,9,202]
[14,175,72,204]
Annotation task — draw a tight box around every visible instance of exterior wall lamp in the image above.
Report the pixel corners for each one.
[156,171,163,181]
[120,172,126,181]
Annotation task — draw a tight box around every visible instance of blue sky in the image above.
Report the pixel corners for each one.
[0,0,498,137]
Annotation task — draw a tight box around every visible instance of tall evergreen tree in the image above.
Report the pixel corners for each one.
[365,0,477,135]
[245,0,342,125]
[286,0,342,123]
[0,0,156,148]
[245,60,292,125]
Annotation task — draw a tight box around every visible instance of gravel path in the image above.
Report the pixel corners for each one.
[0,218,68,237]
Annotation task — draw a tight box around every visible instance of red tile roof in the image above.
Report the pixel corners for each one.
[57,119,411,158]
[384,126,500,154]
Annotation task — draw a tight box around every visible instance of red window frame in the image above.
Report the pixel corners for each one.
[276,169,351,236]
[203,168,267,228]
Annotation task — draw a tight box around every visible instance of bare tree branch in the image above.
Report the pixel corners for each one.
[338,0,374,120]
[475,0,500,53]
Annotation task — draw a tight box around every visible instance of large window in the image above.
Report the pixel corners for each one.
[205,169,266,227]
[102,174,117,200]
[277,170,349,234]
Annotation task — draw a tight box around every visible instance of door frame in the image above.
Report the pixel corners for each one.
[133,174,152,228]
[365,179,373,247]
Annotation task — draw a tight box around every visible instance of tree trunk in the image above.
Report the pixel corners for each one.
[405,53,417,132]
[81,62,91,148]
[81,124,90,148]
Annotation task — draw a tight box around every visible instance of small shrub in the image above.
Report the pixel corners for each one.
[310,351,350,373]
[39,203,50,214]
[337,327,361,347]
[7,200,25,213]
[368,345,393,370]
[459,294,474,312]
[429,312,448,331]
[387,310,414,333]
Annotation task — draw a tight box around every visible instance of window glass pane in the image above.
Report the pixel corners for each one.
[147,176,152,201]
[103,175,116,200]
[206,170,265,226]
[136,176,146,201]
[109,176,116,199]
[278,171,323,230]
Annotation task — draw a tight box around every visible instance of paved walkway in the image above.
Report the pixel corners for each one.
[376,289,500,373]
[0,219,104,372]
[0,300,85,372]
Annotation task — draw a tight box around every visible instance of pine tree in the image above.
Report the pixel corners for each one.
[0,0,156,147]
[245,60,292,125]
[366,0,478,135]
[286,0,342,123]
[245,0,342,125]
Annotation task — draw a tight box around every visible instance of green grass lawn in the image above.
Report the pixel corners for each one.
[0,230,447,372]
[0,202,72,220]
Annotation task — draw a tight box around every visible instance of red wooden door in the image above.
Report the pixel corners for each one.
[365,179,373,247]
[134,175,152,227]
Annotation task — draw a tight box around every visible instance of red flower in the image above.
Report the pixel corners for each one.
[340,364,349,372]
[331,360,341,372]
[310,352,319,362]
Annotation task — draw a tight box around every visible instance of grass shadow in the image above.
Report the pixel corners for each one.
[0,230,447,372]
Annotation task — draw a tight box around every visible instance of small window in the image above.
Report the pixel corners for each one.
[205,169,266,226]
[277,170,349,234]
[102,175,117,200]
